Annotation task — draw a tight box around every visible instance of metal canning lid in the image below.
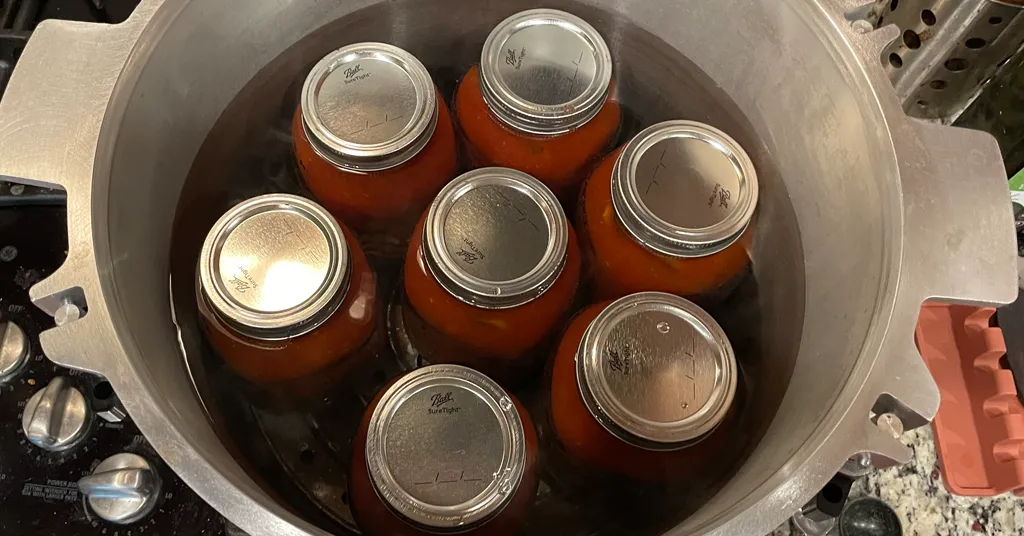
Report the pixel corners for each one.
[300,42,438,171]
[611,120,758,257]
[576,292,737,450]
[365,364,526,530]
[479,9,613,135]
[423,167,569,309]
[198,194,350,340]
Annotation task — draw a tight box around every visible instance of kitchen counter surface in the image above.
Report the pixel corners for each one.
[770,427,1024,535]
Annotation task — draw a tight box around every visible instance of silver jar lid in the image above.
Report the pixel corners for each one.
[576,292,737,450]
[198,194,351,340]
[365,364,527,530]
[423,167,569,309]
[611,120,758,257]
[479,9,613,135]
[300,42,438,171]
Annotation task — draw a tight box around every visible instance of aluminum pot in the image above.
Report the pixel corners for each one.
[0,0,1016,534]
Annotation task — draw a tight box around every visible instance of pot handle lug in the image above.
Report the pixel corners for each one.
[824,139,1015,493]
[897,120,1018,307]
[0,14,149,191]
[840,313,938,470]
[0,6,158,374]
[870,330,940,430]
[834,119,1016,472]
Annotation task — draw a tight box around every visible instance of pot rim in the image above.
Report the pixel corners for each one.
[0,1,1014,535]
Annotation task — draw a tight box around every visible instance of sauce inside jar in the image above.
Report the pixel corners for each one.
[402,167,581,386]
[196,194,379,401]
[293,42,457,257]
[549,292,738,482]
[578,120,758,301]
[351,364,538,536]
[454,9,621,202]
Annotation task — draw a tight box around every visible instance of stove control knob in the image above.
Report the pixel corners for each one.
[78,453,162,524]
[0,320,30,383]
[21,376,91,451]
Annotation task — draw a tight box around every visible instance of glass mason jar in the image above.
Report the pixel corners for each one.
[578,120,758,301]
[351,364,538,536]
[548,292,738,482]
[196,194,380,402]
[293,42,458,257]
[402,168,581,386]
[454,9,621,203]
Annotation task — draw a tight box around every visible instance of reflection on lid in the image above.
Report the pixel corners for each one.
[479,9,613,135]
[198,194,350,340]
[424,167,569,309]
[612,120,758,257]
[366,365,526,529]
[301,42,438,171]
[577,292,737,450]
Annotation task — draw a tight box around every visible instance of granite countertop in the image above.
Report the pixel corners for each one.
[769,427,1024,535]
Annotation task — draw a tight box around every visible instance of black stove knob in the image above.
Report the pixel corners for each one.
[0,320,30,383]
[21,376,92,451]
[78,453,162,525]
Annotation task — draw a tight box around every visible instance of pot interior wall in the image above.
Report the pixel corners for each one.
[98,0,893,533]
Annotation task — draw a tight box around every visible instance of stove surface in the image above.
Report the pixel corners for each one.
[0,202,226,536]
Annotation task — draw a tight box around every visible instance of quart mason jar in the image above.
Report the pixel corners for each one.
[454,9,621,203]
[548,292,738,482]
[196,194,380,403]
[351,364,538,536]
[293,42,458,257]
[401,168,581,386]
[578,120,758,301]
